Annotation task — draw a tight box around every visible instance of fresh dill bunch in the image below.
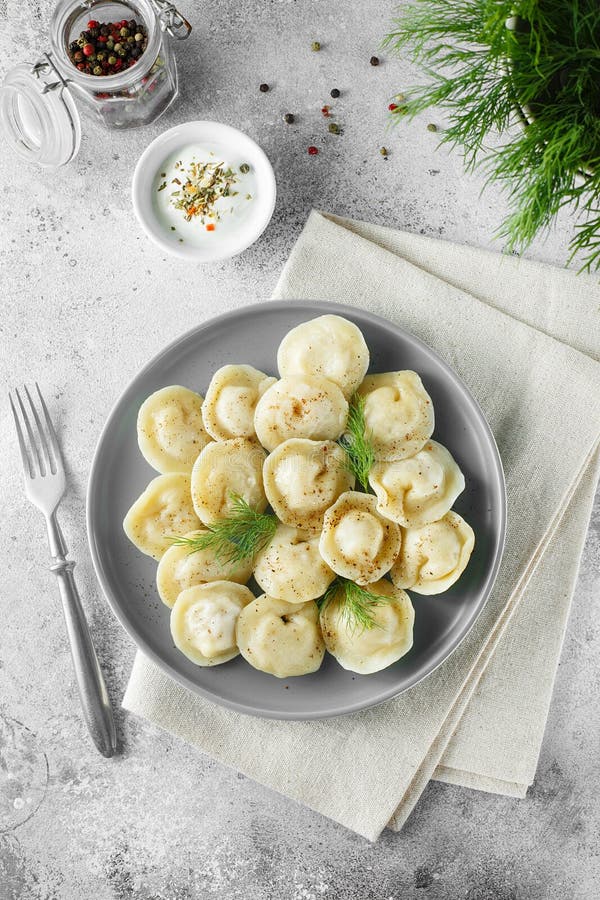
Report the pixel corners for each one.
[339,393,376,490]
[170,494,277,565]
[384,0,600,271]
[317,577,392,632]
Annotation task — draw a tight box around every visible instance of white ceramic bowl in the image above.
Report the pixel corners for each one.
[131,120,276,262]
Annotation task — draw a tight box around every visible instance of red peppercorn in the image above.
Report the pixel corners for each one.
[206,223,216,232]
[98,35,107,43]
[308,145,318,155]
[87,19,99,29]
[388,103,398,111]
[83,43,95,56]
[76,62,85,70]
[321,105,330,117]
[114,58,123,69]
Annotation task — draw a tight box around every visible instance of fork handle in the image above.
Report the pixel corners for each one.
[50,554,117,758]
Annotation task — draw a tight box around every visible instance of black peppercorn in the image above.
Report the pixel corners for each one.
[259,83,269,92]
[284,113,295,124]
[330,88,340,98]
[370,56,380,66]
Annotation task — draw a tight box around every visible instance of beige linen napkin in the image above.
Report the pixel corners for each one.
[123,211,600,840]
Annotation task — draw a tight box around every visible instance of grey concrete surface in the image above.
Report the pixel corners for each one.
[1,1,599,897]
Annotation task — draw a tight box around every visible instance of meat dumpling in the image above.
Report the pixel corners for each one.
[170,581,254,666]
[123,473,201,560]
[368,440,465,527]
[137,385,211,473]
[263,438,354,530]
[191,438,267,525]
[253,524,335,603]
[277,314,369,399]
[320,579,414,674]
[319,491,401,585]
[390,511,475,595]
[357,371,434,461]
[237,595,325,677]
[201,364,276,441]
[254,375,348,452]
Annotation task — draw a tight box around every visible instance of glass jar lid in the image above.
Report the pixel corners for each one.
[0,56,81,168]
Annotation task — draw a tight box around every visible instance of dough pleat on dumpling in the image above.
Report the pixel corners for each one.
[263,438,354,530]
[390,511,475,595]
[170,582,254,666]
[156,531,253,608]
[320,579,414,674]
[254,375,348,452]
[253,524,335,603]
[277,314,369,399]
[368,440,465,527]
[201,364,276,442]
[123,473,202,560]
[191,438,267,525]
[236,594,325,677]
[319,491,401,585]
[137,385,212,474]
[357,371,434,461]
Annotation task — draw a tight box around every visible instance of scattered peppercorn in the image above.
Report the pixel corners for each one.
[311,41,321,51]
[370,56,380,66]
[259,83,269,92]
[308,145,319,155]
[206,223,216,231]
[328,123,341,134]
[388,103,398,111]
[330,88,340,98]
[284,113,295,124]
[380,146,388,157]
[67,18,148,75]
[427,123,438,132]
[239,163,251,174]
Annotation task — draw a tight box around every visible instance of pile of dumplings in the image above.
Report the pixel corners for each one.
[123,314,475,679]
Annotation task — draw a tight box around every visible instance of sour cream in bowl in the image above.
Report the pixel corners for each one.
[132,121,276,262]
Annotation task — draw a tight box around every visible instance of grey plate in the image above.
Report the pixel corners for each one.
[87,300,506,720]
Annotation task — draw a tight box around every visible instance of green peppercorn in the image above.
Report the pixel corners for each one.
[120,27,129,37]
[106,38,114,49]
[93,65,102,75]
[96,51,105,61]
[311,41,321,51]
[380,146,388,157]
[328,122,341,134]
[108,55,117,65]
[113,42,122,52]
[240,163,251,174]
[135,32,143,41]
[427,123,438,132]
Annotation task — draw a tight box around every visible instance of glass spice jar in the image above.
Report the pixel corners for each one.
[0,0,191,167]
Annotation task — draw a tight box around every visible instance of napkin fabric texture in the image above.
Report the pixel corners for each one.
[123,211,600,840]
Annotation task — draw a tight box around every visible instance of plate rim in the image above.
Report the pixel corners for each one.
[86,299,507,720]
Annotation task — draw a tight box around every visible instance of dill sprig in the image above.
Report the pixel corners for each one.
[339,394,376,491]
[383,0,600,271]
[170,494,277,565]
[317,577,392,632]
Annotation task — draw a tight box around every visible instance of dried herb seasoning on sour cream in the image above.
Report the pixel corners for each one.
[154,145,255,242]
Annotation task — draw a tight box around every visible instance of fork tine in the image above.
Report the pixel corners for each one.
[35,383,62,472]
[15,388,43,476]
[24,385,54,475]
[9,393,34,478]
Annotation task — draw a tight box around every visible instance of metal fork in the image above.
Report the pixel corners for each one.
[9,384,117,758]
